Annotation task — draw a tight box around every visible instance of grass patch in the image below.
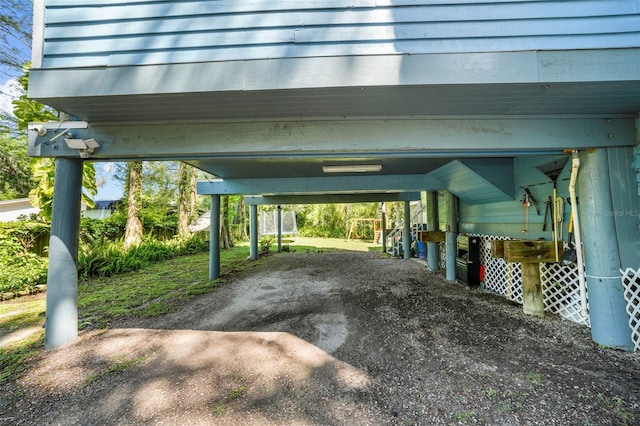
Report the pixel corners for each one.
[0,330,44,384]
[0,244,258,387]
[86,355,147,383]
[211,402,226,415]
[228,385,247,400]
[77,246,252,329]
[524,372,542,386]
[597,393,637,425]
[0,297,46,333]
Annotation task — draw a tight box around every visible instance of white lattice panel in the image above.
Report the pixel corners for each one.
[541,263,590,326]
[468,234,589,327]
[621,268,640,352]
[505,263,523,304]
[473,235,511,297]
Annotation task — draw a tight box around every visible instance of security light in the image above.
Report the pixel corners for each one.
[64,138,100,158]
[323,164,382,173]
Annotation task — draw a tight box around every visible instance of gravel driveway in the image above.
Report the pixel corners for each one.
[2,250,639,425]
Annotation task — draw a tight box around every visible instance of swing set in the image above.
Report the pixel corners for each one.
[347,218,382,242]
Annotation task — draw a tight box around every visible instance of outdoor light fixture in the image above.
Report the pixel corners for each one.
[323,164,382,173]
[64,138,100,158]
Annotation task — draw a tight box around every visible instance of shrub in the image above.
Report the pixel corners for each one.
[0,223,49,293]
[78,234,209,279]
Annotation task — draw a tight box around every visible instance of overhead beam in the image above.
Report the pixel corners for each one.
[28,118,635,160]
[245,192,422,205]
[198,175,444,196]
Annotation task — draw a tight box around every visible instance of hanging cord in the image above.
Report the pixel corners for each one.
[521,193,530,233]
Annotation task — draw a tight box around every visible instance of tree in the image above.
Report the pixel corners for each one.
[177,162,190,238]
[123,161,143,248]
[8,65,96,221]
[2,0,35,131]
[11,64,56,132]
[220,195,233,249]
[27,157,97,222]
[0,133,31,199]
[189,166,197,220]
[0,0,32,81]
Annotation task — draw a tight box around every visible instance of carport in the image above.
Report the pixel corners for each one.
[26,1,640,351]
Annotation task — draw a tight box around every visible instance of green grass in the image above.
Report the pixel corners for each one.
[0,330,44,384]
[78,246,253,329]
[0,244,257,386]
[0,297,46,333]
[228,385,247,400]
[86,355,147,383]
[524,372,542,386]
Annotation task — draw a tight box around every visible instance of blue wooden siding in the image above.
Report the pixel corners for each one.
[39,0,640,69]
[460,155,573,240]
[460,149,640,254]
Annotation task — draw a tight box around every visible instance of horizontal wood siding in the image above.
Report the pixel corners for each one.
[460,155,573,240]
[40,0,640,68]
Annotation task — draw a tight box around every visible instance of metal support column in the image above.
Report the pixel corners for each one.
[444,191,458,281]
[277,205,282,253]
[426,191,439,271]
[45,158,83,349]
[381,203,387,254]
[209,195,221,280]
[250,204,258,260]
[403,200,411,260]
[578,149,633,351]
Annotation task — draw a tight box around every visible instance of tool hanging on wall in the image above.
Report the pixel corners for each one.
[521,193,530,233]
[542,196,552,231]
[523,187,540,215]
[561,205,577,265]
[555,196,564,241]
[536,158,569,262]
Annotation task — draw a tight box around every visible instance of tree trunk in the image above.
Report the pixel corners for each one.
[189,166,197,220]
[345,204,351,238]
[177,162,190,238]
[239,196,248,240]
[123,161,143,249]
[220,195,234,249]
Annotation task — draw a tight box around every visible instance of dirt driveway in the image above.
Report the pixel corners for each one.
[2,250,639,425]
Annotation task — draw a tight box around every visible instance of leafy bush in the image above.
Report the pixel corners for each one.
[80,213,126,245]
[0,223,49,293]
[80,207,179,244]
[78,234,209,279]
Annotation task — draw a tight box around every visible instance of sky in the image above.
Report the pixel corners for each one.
[0,78,20,118]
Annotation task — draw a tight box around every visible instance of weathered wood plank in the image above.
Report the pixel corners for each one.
[417,231,446,243]
[491,240,505,259]
[503,240,557,263]
[522,263,545,317]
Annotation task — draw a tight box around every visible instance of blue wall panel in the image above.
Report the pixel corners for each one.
[460,155,573,240]
[39,0,640,69]
[461,149,640,259]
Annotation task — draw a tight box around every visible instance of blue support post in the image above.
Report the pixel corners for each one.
[578,149,633,351]
[444,191,457,281]
[277,205,282,253]
[403,200,411,260]
[209,195,221,280]
[45,158,83,349]
[381,203,387,254]
[426,191,439,271]
[250,204,258,260]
